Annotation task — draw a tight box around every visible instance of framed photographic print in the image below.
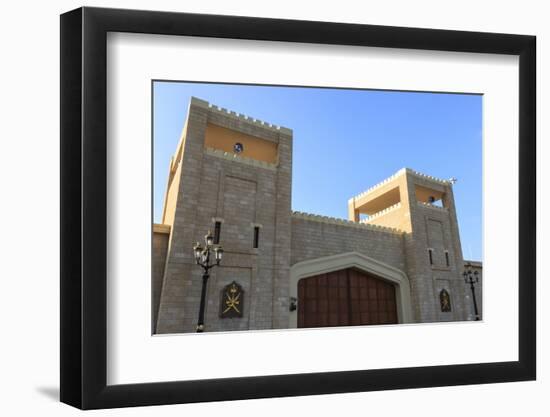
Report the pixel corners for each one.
[60,6,536,410]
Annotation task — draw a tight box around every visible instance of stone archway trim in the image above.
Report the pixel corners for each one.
[289,251,413,327]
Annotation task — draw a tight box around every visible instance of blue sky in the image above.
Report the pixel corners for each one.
[153,81,482,261]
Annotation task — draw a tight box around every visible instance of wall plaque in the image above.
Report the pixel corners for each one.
[440,289,452,312]
[220,281,244,318]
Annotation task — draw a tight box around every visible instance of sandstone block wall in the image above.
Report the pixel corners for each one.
[401,173,469,323]
[155,97,292,334]
[290,214,406,272]
[152,229,169,333]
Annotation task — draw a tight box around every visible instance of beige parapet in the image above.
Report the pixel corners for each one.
[292,210,404,234]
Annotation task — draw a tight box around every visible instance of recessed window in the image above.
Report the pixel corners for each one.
[428,248,434,265]
[253,226,260,248]
[445,250,450,267]
[214,221,221,244]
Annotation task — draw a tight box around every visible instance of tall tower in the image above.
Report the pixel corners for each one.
[348,168,469,322]
[155,97,293,334]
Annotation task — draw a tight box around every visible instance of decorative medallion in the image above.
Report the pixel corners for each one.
[220,281,244,318]
[233,142,244,153]
[440,289,452,312]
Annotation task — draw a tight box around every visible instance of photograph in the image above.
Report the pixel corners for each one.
[54,4,537,412]
[152,82,483,334]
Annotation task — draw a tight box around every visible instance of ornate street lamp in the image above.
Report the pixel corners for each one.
[193,230,224,333]
[463,263,480,321]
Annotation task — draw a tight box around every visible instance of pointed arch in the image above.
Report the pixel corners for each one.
[289,252,413,327]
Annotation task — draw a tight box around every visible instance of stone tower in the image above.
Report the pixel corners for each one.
[348,168,469,322]
[155,97,293,334]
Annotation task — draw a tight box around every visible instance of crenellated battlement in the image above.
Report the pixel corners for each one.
[407,168,452,185]
[349,167,452,203]
[292,211,404,234]
[360,202,402,223]
[190,96,293,135]
[204,147,278,171]
[348,168,407,204]
[417,201,448,212]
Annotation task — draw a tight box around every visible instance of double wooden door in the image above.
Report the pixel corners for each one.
[297,268,398,328]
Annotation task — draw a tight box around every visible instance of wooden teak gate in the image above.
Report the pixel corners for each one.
[297,268,398,328]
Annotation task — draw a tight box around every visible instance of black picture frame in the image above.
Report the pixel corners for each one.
[60,6,536,410]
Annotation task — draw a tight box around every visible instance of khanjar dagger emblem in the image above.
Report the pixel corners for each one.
[220,281,244,318]
[440,289,452,312]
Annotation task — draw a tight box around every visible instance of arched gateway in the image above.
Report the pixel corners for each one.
[289,252,413,328]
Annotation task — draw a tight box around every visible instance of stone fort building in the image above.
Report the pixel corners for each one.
[153,97,482,334]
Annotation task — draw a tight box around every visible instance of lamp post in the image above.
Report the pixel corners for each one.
[463,263,480,321]
[193,230,224,333]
